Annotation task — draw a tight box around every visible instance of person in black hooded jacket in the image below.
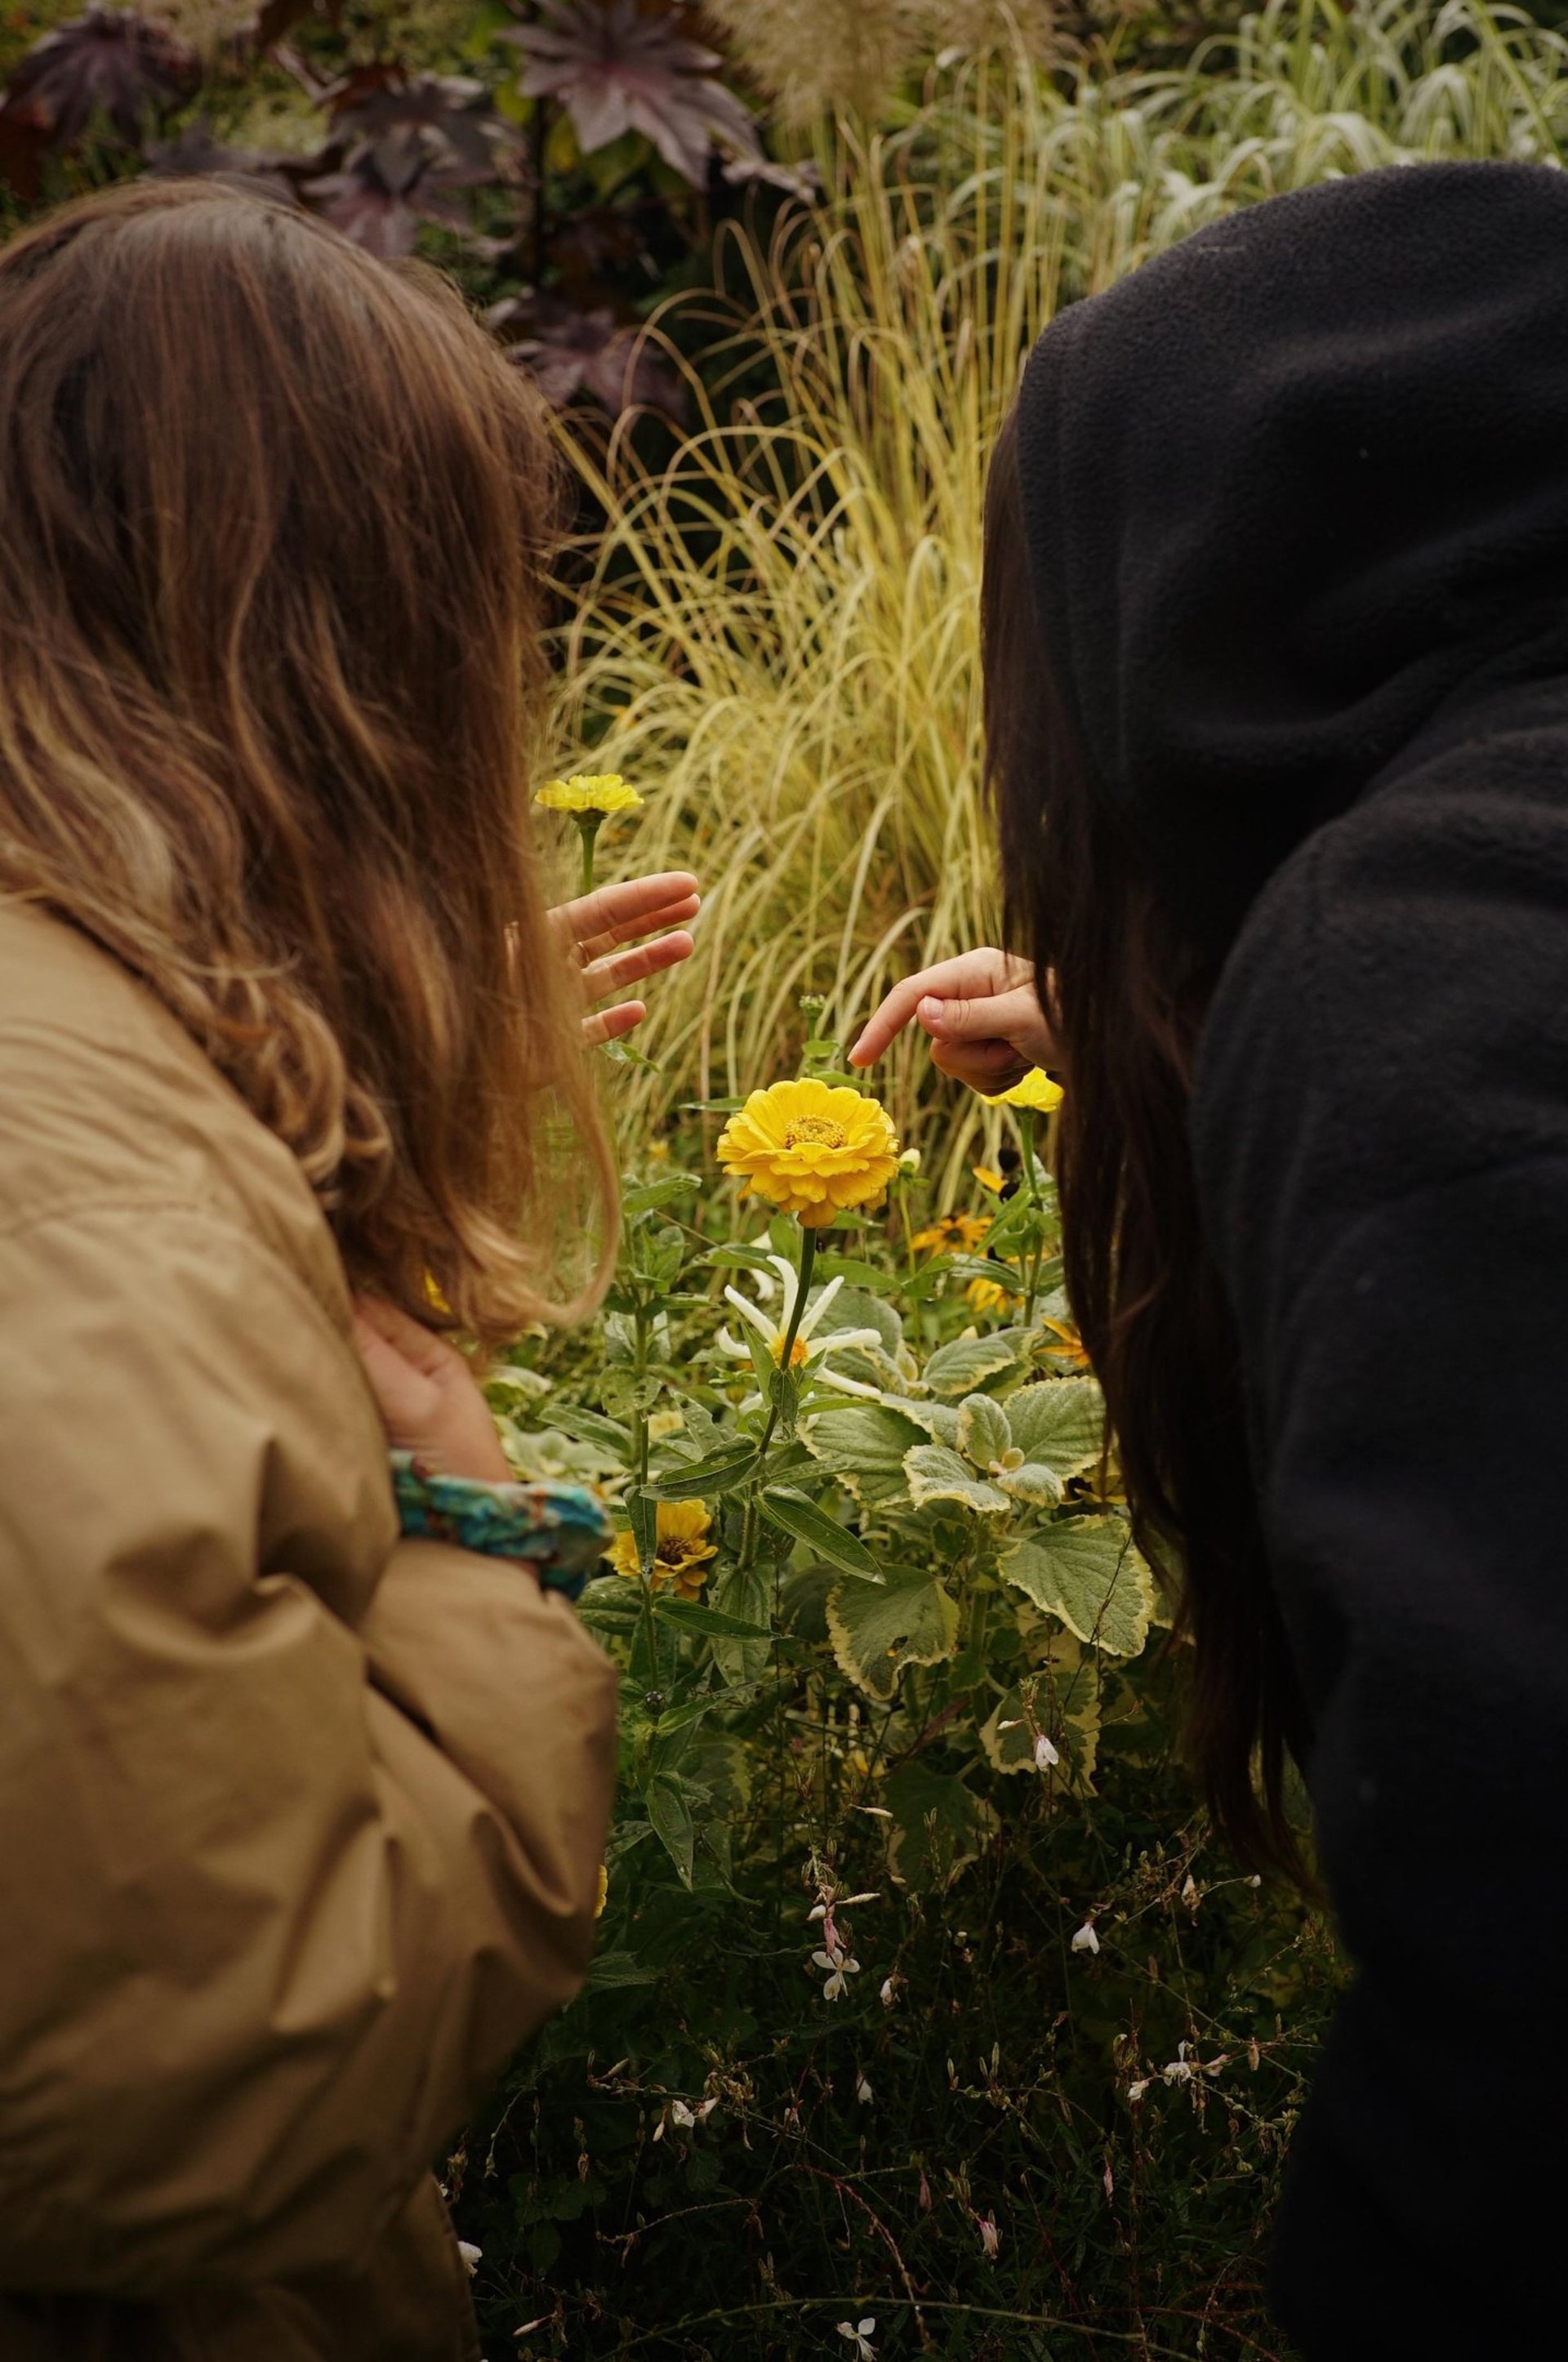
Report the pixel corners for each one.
[851,159,1568,2357]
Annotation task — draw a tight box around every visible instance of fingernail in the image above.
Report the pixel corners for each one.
[918,996,946,1032]
[848,1034,867,1062]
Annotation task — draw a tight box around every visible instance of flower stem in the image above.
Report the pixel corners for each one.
[755,1222,817,1468]
[577,816,602,897]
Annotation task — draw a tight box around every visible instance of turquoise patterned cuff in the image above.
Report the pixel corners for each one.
[390,1451,610,1601]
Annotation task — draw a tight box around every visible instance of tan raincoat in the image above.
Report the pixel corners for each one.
[0,900,618,2361]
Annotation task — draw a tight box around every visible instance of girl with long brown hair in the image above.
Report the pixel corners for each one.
[0,179,696,2360]
[855,161,1568,2356]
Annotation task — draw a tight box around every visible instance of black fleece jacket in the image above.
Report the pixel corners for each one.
[1014,163,1568,2355]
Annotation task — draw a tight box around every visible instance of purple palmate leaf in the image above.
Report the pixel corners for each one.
[1,7,198,149]
[489,292,687,421]
[503,0,763,187]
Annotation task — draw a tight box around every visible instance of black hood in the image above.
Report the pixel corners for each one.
[1013,160,1568,957]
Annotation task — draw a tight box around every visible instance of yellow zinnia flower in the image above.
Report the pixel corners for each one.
[606,1499,716,1601]
[982,1067,1064,1112]
[715,1077,899,1228]
[534,773,644,816]
[910,1211,991,1256]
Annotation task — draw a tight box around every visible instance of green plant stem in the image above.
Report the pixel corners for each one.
[577,816,602,897]
[754,1221,817,1469]
[631,1299,660,1681]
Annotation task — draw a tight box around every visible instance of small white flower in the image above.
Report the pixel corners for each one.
[717,1258,881,1383]
[457,2241,482,2276]
[696,2097,719,2121]
[880,1977,897,2008]
[1163,2041,1195,2085]
[813,1945,861,2002]
[855,2070,874,2104]
[837,2320,877,2360]
[1127,2078,1150,2103]
[1181,1873,1199,1907]
[1247,1873,1263,1887]
[1034,1732,1060,1771]
[1071,1920,1099,1955]
[898,1148,921,1172]
[808,1902,828,1921]
[977,2212,1001,2261]
[670,2099,695,2128]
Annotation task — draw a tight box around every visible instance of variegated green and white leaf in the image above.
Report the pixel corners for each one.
[1003,1378,1106,1481]
[799,1403,928,1499]
[922,1330,1025,1399]
[903,1444,1010,1515]
[998,1459,1064,1508]
[882,1758,998,1890]
[883,1397,961,1450]
[826,1567,960,1702]
[956,1393,1010,1468]
[1000,1517,1153,1658]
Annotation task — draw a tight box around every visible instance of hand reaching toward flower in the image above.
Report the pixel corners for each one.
[849,947,1059,1096]
[549,869,700,1046]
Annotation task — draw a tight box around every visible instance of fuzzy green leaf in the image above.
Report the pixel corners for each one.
[956,1392,1010,1467]
[903,1443,1010,1515]
[653,1597,773,1641]
[826,1566,960,1702]
[653,1442,758,1500]
[1004,1379,1105,1479]
[799,1402,928,1484]
[923,1331,1024,1398]
[1001,1517,1153,1658]
[999,1460,1065,1508]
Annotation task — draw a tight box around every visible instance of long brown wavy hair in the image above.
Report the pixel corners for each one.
[982,412,1312,1876]
[0,179,614,1344]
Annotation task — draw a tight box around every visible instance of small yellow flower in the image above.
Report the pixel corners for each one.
[534,773,644,816]
[982,1067,1064,1113]
[1042,1317,1092,1369]
[606,1499,717,1600]
[973,1165,1006,1195]
[595,1864,609,1919]
[715,1077,900,1228]
[965,1275,1012,1316]
[910,1211,991,1257]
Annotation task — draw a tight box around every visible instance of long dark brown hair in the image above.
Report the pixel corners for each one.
[982,412,1312,1876]
[0,178,615,1344]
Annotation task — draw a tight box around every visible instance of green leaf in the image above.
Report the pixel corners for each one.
[587,1950,661,1990]
[653,1597,773,1641]
[956,1393,1010,1467]
[884,1397,961,1449]
[626,1483,658,1570]
[621,1174,702,1218]
[903,1444,1010,1515]
[645,1775,696,1887]
[798,1403,927,1484]
[882,1759,997,1891]
[813,1255,893,1290]
[1003,1379,1105,1480]
[700,1244,777,1272]
[999,1460,1064,1508]
[653,1442,758,1500]
[706,1562,773,1687]
[924,1331,1025,1398]
[546,1403,633,1456]
[1001,1518,1153,1658]
[760,1486,882,1578]
[826,1566,960,1702]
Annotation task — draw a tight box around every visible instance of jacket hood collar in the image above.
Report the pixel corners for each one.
[1013,160,1568,957]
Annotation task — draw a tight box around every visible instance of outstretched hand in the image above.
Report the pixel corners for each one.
[849,947,1058,1096]
[550,870,700,1046]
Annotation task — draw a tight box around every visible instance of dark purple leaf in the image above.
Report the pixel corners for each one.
[304,124,491,261]
[327,67,512,181]
[1,7,198,150]
[143,116,304,203]
[504,0,763,187]
[491,292,687,420]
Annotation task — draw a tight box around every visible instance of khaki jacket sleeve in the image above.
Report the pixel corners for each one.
[0,1203,617,2298]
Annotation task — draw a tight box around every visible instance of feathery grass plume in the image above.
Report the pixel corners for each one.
[552,0,1568,1197]
[710,0,1058,125]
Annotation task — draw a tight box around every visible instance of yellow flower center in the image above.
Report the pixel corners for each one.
[771,1333,810,1369]
[783,1116,848,1149]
